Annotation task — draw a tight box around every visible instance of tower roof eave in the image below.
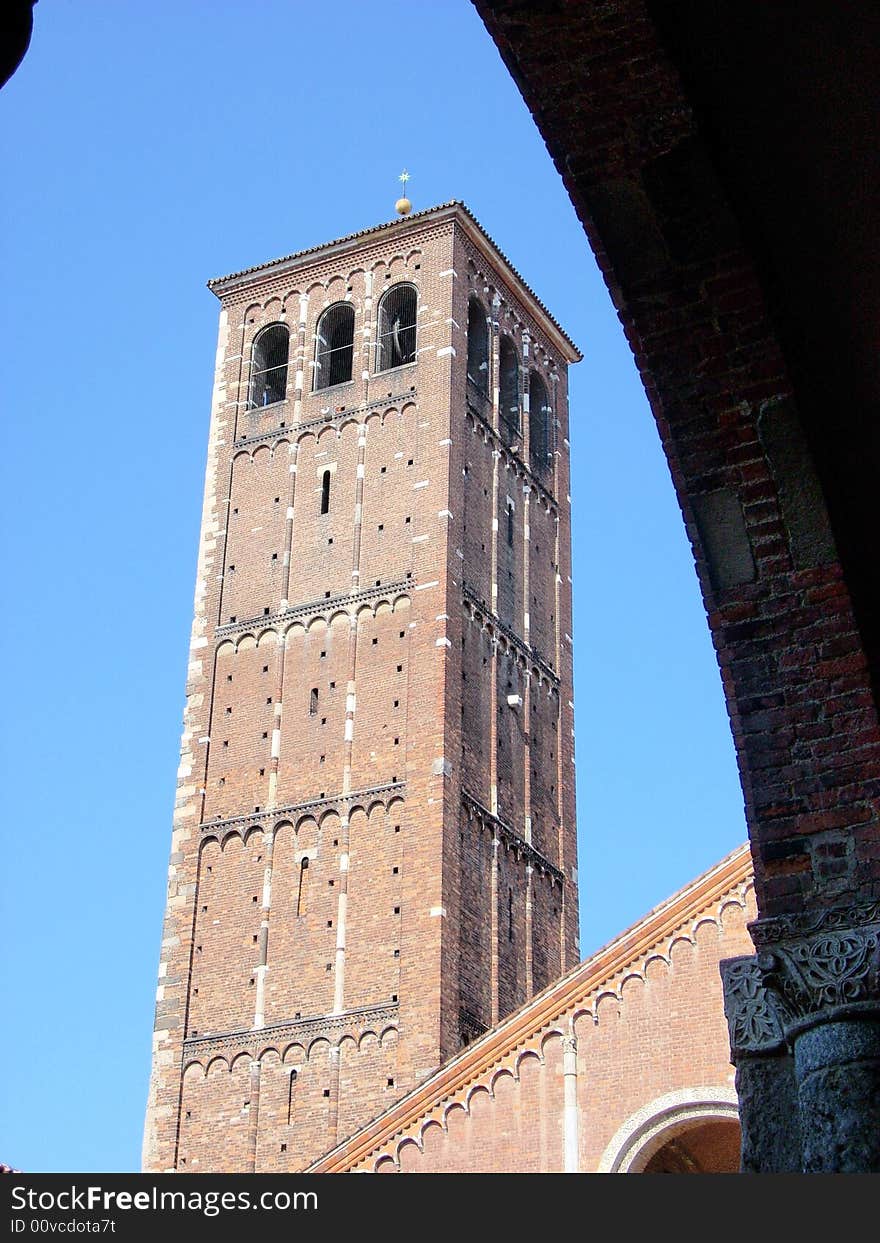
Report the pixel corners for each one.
[206,201,582,364]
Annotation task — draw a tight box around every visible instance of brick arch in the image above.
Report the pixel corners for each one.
[322,275,346,299]
[472,10,878,1173]
[473,0,880,933]
[597,1086,739,1174]
[280,290,302,316]
[336,415,361,437]
[281,1042,305,1066]
[314,424,337,449]
[294,428,317,452]
[489,1066,516,1097]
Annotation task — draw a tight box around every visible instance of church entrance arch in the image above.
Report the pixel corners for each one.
[598,1087,740,1173]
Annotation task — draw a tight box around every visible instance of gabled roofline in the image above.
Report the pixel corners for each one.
[207,201,581,363]
[309,842,752,1172]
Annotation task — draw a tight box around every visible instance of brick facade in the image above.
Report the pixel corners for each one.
[143,204,580,1172]
[312,846,755,1174]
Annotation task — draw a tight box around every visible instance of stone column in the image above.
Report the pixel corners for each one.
[722,900,880,1173]
[721,955,800,1172]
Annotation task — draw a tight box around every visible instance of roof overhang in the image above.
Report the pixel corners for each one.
[208,200,581,364]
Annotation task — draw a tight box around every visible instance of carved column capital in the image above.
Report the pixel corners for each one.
[749,901,880,1037]
[721,955,790,1058]
[726,903,880,1172]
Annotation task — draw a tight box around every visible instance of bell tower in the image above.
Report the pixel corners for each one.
[143,202,581,1172]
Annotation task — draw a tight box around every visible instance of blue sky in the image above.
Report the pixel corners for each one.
[0,1,747,1173]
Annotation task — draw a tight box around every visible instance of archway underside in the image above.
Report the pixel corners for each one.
[641,1119,740,1174]
[472,0,880,1172]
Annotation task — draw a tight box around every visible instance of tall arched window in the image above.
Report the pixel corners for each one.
[249,323,290,408]
[376,283,417,372]
[314,303,355,389]
[466,296,489,394]
[529,371,551,471]
[498,336,520,446]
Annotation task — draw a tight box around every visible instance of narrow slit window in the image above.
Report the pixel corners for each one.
[466,296,489,393]
[320,469,331,515]
[498,336,520,447]
[309,687,319,715]
[249,323,289,409]
[507,502,514,548]
[376,283,417,372]
[296,857,309,917]
[287,1069,298,1125]
[508,887,514,941]
[314,303,355,389]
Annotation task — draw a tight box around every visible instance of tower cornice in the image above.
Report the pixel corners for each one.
[207,201,581,364]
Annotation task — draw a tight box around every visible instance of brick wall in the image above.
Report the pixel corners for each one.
[312,847,754,1173]
[143,205,580,1172]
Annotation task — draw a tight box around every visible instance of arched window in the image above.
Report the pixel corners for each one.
[498,336,520,446]
[314,303,355,390]
[466,297,489,394]
[320,470,331,515]
[529,371,552,471]
[249,323,289,408]
[376,283,417,372]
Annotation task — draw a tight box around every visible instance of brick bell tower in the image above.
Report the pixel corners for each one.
[143,201,581,1173]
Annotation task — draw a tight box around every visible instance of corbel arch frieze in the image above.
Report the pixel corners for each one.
[198,777,406,843]
[180,1002,400,1071]
[214,579,412,644]
[460,790,564,883]
[464,397,558,512]
[461,587,559,687]
[568,886,753,1030]
[230,388,419,453]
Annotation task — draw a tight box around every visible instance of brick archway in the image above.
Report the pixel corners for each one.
[598,1087,739,1173]
[473,0,880,1172]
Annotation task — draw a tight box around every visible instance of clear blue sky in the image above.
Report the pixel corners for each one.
[0,1,746,1173]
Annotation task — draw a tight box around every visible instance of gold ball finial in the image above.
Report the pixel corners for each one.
[395,169,412,216]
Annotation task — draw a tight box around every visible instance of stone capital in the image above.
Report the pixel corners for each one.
[721,955,789,1059]
[748,900,880,1039]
